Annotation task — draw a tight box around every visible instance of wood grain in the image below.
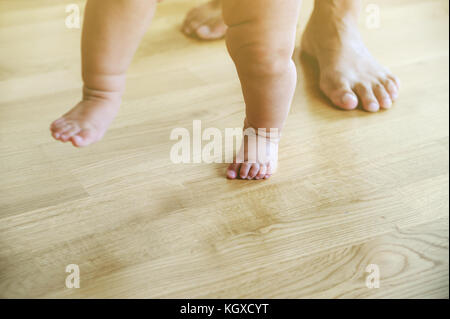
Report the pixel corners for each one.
[0,0,448,298]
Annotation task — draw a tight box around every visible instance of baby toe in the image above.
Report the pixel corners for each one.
[239,163,252,179]
[61,125,81,142]
[51,118,65,129]
[54,124,73,140]
[247,163,260,180]
[264,163,273,179]
[256,164,267,180]
[71,129,96,147]
[196,19,226,40]
[50,120,68,137]
[227,163,241,179]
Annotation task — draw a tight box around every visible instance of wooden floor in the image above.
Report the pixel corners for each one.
[0,0,448,299]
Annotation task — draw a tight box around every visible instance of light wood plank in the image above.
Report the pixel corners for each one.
[0,0,448,298]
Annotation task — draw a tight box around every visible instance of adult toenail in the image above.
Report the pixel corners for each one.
[342,93,357,105]
[368,103,379,112]
[197,26,210,35]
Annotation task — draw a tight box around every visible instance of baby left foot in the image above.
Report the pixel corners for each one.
[227,123,280,180]
[50,95,121,147]
[182,0,227,40]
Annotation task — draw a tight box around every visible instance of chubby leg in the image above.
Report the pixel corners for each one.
[224,0,301,180]
[301,0,400,112]
[50,0,159,147]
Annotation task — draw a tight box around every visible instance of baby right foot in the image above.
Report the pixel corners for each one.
[227,122,280,180]
[50,88,121,147]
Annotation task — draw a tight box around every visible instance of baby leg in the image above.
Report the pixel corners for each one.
[223,0,301,179]
[50,0,159,147]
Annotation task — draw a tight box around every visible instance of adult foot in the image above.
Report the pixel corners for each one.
[301,1,400,112]
[182,0,227,40]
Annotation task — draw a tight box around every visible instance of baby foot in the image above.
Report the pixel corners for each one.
[182,0,227,40]
[50,93,121,147]
[301,7,400,112]
[227,123,280,180]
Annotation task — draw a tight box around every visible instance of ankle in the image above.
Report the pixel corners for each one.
[82,70,126,101]
[304,1,361,55]
[243,119,282,143]
[82,85,123,105]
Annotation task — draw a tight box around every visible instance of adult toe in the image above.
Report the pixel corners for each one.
[196,19,227,40]
[354,83,380,112]
[320,75,358,110]
[373,82,393,109]
[383,77,399,101]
